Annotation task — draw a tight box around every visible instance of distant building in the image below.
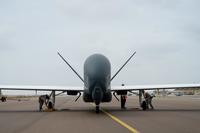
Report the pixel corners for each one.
[175,88,200,95]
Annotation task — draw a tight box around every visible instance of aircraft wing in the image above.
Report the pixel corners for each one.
[0,85,84,92]
[111,84,200,91]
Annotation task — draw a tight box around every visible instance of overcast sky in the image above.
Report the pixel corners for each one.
[1,0,200,93]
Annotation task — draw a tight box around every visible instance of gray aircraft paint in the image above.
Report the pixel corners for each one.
[83,54,112,105]
[57,52,135,107]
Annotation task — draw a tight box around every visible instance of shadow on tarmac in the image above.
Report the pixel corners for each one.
[0,108,200,113]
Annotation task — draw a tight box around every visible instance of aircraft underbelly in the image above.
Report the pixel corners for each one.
[83,91,112,103]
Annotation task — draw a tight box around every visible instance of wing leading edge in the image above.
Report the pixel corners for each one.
[111,84,200,91]
[0,85,84,92]
[1,84,200,92]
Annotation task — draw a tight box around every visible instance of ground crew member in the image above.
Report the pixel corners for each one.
[142,90,154,109]
[120,95,127,109]
[38,94,50,111]
[120,84,127,109]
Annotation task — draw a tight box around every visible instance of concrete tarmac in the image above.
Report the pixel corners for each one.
[0,95,200,133]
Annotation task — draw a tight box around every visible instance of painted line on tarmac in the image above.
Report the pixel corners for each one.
[91,103,139,133]
[101,108,140,133]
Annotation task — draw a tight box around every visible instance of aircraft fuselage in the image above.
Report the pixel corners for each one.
[83,54,112,105]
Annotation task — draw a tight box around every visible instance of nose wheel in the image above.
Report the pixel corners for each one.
[96,105,100,113]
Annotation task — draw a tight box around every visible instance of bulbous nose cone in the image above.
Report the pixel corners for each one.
[84,54,111,79]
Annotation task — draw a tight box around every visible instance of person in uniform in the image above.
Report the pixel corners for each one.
[38,94,50,111]
[120,95,127,109]
[143,91,154,109]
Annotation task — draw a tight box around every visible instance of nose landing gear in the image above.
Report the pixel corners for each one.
[96,105,100,113]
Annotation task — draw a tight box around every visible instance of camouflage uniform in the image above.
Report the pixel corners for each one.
[38,95,50,111]
[120,95,127,109]
[144,92,154,109]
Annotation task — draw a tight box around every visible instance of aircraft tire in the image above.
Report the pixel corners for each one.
[1,97,6,102]
[48,101,53,109]
[96,105,100,113]
[141,101,147,111]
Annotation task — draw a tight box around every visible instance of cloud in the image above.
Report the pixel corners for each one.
[0,0,200,91]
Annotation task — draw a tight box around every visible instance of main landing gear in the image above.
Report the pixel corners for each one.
[47,101,54,110]
[45,91,55,111]
[141,101,147,110]
[139,90,147,110]
[0,96,6,102]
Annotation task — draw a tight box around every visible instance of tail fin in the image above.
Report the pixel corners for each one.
[110,51,136,81]
[57,52,84,83]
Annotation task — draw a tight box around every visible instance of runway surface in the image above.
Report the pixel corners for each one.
[0,95,200,133]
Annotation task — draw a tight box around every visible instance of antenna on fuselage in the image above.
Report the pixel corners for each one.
[110,51,136,82]
[57,52,84,83]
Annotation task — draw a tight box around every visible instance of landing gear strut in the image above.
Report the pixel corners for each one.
[139,90,147,111]
[47,91,55,110]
